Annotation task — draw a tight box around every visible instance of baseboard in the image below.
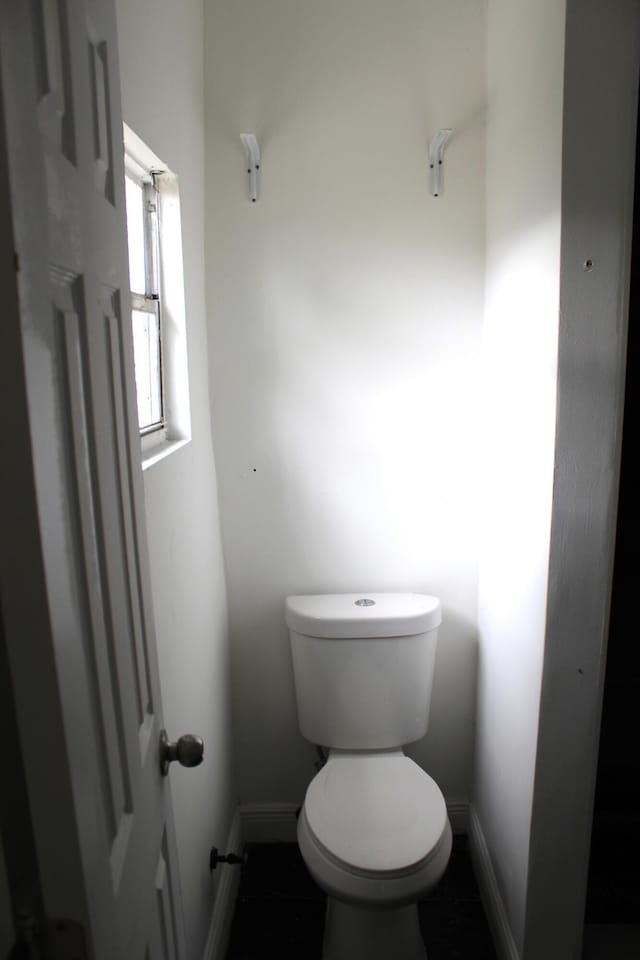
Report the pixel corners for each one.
[202,808,243,960]
[467,805,520,960]
[239,802,300,843]
[239,798,468,841]
[446,799,469,834]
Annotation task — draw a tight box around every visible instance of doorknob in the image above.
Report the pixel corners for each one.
[159,730,204,776]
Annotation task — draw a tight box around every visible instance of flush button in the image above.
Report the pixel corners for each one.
[355,598,375,607]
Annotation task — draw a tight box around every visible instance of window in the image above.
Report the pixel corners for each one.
[123,125,191,467]
[125,167,163,433]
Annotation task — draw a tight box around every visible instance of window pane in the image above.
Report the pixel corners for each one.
[132,307,162,430]
[125,175,146,294]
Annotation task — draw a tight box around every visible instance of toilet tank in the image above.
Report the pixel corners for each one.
[285,593,441,750]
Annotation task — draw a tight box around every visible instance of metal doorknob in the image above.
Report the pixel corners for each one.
[160,729,204,776]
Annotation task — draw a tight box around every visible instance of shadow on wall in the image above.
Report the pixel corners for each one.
[405,609,478,805]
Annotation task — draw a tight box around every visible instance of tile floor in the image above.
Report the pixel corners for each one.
[584,794,640,960]
[582,923,640,960]
[224,819,640,959]
[225,835,498,960]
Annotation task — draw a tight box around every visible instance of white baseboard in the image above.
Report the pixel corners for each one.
[239,802,300,843]
[467,805,520,960]
[446,799,469,834]
[239,798,468,841]
[202,808,244,960]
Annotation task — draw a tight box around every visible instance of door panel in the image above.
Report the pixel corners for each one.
[154,834,181,960]
[32,0,77,163]
[0,1,186,956]
[54,277,132,851]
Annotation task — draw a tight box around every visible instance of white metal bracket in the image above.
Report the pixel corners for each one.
[428,128,452,197]
[240,133,261,202]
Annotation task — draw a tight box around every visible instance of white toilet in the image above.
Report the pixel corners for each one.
[285,592,452,960]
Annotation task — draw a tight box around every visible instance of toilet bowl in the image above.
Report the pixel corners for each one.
[286,593,451,960]
[299,751,452,906]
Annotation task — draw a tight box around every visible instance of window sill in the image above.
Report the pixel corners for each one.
[141,430,190,471]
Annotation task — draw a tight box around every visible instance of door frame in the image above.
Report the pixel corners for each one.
[525,2,640,958]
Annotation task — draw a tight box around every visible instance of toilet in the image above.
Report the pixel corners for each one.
[286,592,452,960]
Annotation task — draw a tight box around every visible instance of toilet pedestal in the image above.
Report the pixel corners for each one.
[323,898,426,960]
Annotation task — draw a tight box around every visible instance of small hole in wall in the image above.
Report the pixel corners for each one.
[584,258,594,271]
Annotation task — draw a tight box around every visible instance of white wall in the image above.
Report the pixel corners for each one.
[205,0,486,806]
[115,3,234,959]
[473,0,565,954]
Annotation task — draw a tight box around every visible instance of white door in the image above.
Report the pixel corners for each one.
[0,2,191,958]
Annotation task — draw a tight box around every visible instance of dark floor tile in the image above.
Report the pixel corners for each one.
[430,835,483,902]
[226,896,325,960]
[225,837,497,960]
[583,923,640,960]
[585,874,640,925]
[419,900,498,960]
[586,810,640,923]
[236,842,324,901]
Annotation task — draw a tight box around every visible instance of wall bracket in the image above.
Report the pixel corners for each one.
[240,133,261,202]
[428,128,452,198]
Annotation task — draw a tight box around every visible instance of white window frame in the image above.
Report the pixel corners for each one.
[127,170,163,434]
[123,123,191,469]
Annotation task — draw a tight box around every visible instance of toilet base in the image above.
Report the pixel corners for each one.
[322,897,426,960]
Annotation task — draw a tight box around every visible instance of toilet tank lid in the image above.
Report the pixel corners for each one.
[285,593,441,638]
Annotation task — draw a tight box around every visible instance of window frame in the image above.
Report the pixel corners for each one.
[125,156,164,435]
[123,124,191,468]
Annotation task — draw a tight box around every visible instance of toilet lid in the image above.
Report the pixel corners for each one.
[304,754,448,874]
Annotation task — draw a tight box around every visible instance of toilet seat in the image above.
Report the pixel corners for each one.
[304,752,448,878]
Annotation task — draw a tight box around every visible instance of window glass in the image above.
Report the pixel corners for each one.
[124,122,191,459]
[125,175,146,294]
[132,307,162,430]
